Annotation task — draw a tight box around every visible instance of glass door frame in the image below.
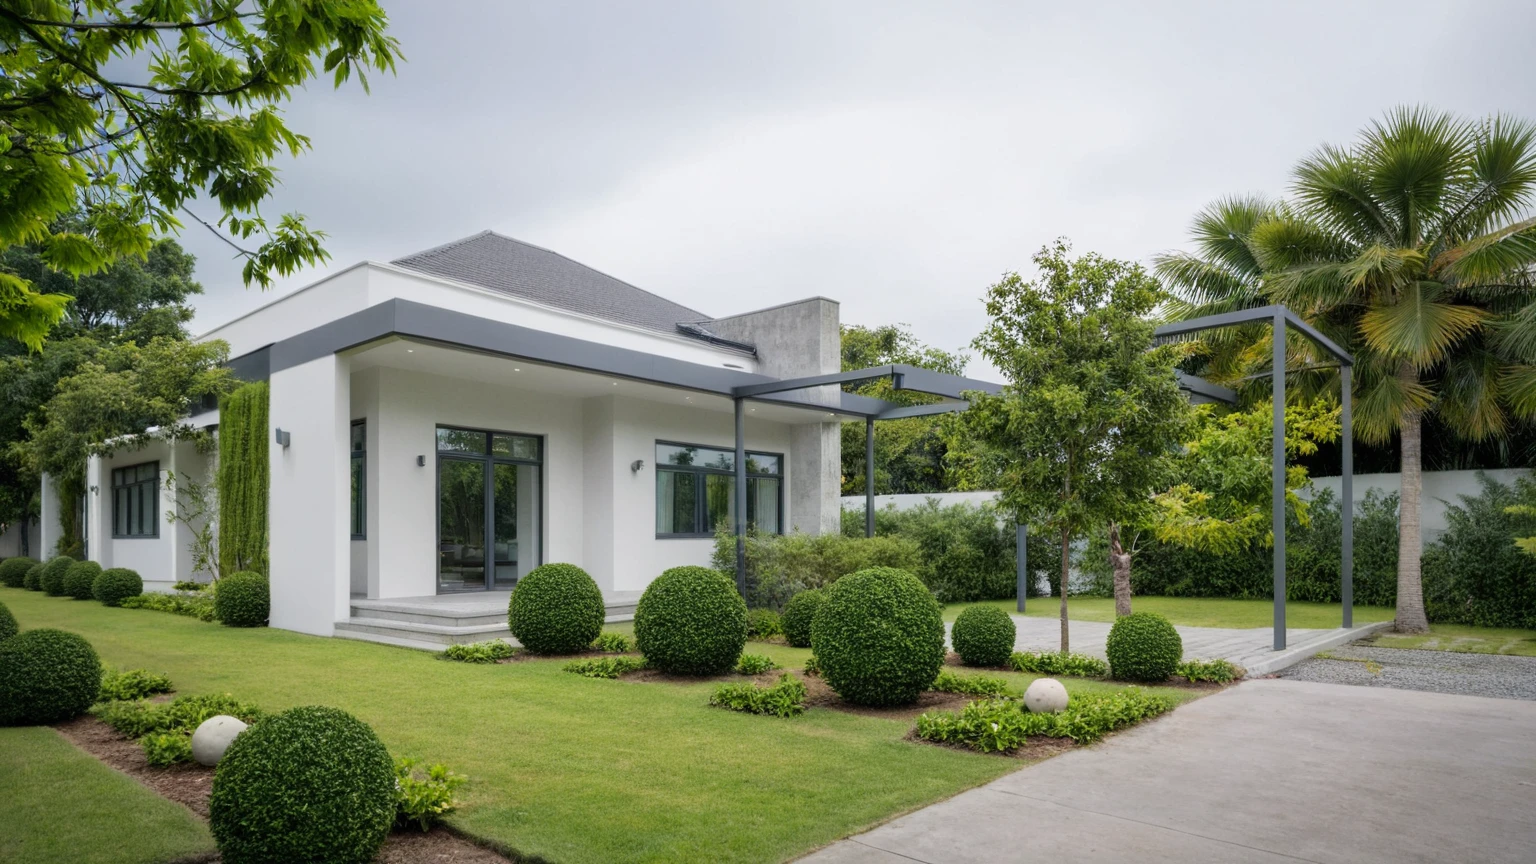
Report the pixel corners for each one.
[434,426,544,594]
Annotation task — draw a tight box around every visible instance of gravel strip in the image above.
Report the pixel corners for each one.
[1279,643,1536,701]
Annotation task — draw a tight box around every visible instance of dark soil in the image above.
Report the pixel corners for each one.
[797,673,973,720]
[51,715,515,863]
[902,727,1080,761]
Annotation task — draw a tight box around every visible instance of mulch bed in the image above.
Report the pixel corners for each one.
[50,715,515,863]
[902,727,1081,762]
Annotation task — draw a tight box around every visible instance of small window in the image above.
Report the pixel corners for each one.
[112,461,159,539]
[655,441,783,537]
[351,420,366,539]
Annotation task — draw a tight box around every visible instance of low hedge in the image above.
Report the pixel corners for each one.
[951,604,1016,667]
[215,571,269,627]
[23,562,44,590]
[0,628,102,725]
[1008,650,1108,678]
[0,600,16,642]
[210,706,395,864]
[811,567,945,706]
[780,588,823,648]
[93,567,144,606]
[39,556,75,596]
[1106,612,1183,682]
[0,556,37,587]
[634,566,747,675]
[64,560,102,600]
[746,608,783,639]
[506,563,605,654]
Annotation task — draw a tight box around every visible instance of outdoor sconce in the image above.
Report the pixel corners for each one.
[417,455,426,467]
[274,428,291,448]
[631,459,645,473]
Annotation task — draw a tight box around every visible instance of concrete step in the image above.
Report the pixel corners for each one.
[333,627,466,653]
[347,603,507,627]
[334,617,514,647]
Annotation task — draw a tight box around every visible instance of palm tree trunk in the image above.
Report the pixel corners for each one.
[1395,405,1430,633]
[1059,525,1071,654]
[1109,522,1132,617]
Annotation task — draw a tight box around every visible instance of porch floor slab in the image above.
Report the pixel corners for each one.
[337,590,644,651]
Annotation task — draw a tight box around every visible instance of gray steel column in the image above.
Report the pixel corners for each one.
[734,397,747,597]
[1341,364,1354,629]
[1272,313,1287,651]
[1016,523,1027,613]
[865,417,875,538]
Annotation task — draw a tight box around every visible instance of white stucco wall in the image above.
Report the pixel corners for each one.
[0,519,41,559]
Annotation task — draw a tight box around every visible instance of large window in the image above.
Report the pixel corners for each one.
[436,426,543,592]
[112,461,159,539]
[655,442,782,537]
[350,420,366,539]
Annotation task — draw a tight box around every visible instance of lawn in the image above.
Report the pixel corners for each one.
[1363,623,1536,656]
[0,726,214,864]
[1,589,1197,864]
[943,595,1395,629]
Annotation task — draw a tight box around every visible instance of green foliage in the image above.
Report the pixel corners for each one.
[393,757,467,832]
[590,631,635,653]
[91,692,262,739]
[120,590,216,621]
[440,641,514,664]
[845,500,1025,602]
[734,653,780,675]
[1175,659,1242,683]
[709,673,808,718]
[802,654,820,676]
[780,588,824,648]
[931,669,1011,697]
[218,383,269,576]
[635,565,748,675]
[0,556,38,587]
[1106,612,1183,682]
[1425,474,1536,628]
[172,581,208,592]
[712,525,923,610]
[951,604,1016,667]
[0,599,15,641]
[507,563,605,655]
[92,567,143,606]
[0,627,101,725]
[746,608,783,639]
[1007,651,1108,678]
[812,567,945,706]
[915,689,1176,751]
[563,656,649,680]
[98,668,172,702]
[214,571,268,628]
[211,706,396,864]
[39,555,74,595]
[64,560,101,600]
[0,0,402,349]
[141,732,193,767]
[22,562,44,590]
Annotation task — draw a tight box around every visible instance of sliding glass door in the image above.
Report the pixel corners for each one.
[437,427,543,593]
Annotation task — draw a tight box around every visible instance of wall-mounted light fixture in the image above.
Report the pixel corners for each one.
[417,455,426,467]
[274,428,291,448]
[630,459,645,473]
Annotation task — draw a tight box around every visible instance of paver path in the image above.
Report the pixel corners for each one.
[800,679,1536,864]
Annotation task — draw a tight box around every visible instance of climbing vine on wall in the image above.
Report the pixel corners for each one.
[218,382,269,576]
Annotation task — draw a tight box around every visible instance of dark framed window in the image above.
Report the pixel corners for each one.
[351,420,366,539]
[436,426,544,593]
[111,461,160,539]
[655,441,782,538]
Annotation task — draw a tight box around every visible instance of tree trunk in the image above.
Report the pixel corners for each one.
[1109,522,1132,617]
[1395,404,1430,633]
[1059,525,1071,654]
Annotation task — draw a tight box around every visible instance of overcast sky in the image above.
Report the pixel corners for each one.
[180,0,1536,379]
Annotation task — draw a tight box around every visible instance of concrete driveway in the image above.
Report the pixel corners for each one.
[800,679,1536,864]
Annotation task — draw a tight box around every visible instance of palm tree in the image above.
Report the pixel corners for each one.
[1157,108,1536,633]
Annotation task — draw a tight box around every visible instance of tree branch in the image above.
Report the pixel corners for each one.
[4,9,258,32]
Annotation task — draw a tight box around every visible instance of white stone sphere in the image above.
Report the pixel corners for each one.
[1023,678,1069,713]
[191,715,248,766]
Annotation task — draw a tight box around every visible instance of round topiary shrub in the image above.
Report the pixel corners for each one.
[634,566,747,675]
[92,567,144,607]
[215,571,269,627]
[0,600,16,642]
[0,628,102,725]
[781,588,824,648]
[951,604,1016,667]
[0,556,38,588]
[507,563,605,654]
[210,706,395,864]
[63,560,102,600]
[39,556,75,596]
[812,567,945,706]
[23,563,44,591]
[1106,611,1183,682]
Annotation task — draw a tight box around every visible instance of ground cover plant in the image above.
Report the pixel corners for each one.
[507,563,605,654]
[590,630,634,653]
[563,656,649,679]
[394,758,468,831]
[735,652,780,675]
[98,668,173,702]
[1174,659,1242,683]
[951,603,1016,666]
[441,641,515,663]
[1008,650,1108,678]
[0,628,101,725]
[120,590,217,621]
[709,673,808,717]
[1106,612,1183,682]
[634,565,747,674]
[931,669,1011,697]
[92,693,263,741]
[813,566,946,705]
[916,688,1176,751]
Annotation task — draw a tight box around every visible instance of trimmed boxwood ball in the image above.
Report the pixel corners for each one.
[812,567,945,706]
[63,560,102,600]
[92,567,144,607]
[781,588,824,648]
[39,556,75,596]
[507,563,605,654]
[0,556,38,587]
[216,571,270,627]
[23,563,45,591]
[0,628,102,725]
[1106,611,1183,682]
[951,604,1016,667]
[0,600,16,641]
[634,566,747,675]
[210,706,395,864]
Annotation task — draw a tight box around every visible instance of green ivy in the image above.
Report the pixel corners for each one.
[218,382,269,577]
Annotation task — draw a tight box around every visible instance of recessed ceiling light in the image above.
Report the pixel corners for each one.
[406,348,414,353]
[612,382,619,386]
[513,367,521,372]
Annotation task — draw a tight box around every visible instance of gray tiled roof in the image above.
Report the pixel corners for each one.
[391,231,727,343]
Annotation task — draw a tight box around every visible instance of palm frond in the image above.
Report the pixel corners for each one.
[1500,364,1536,420]
[1339,244,1425,290]
[1358,281,1488,367]
[1350,361,1435,443]
[1360,106,1472,245]
[1486,299,1536,362]
[1292,143,1397,244]
[1152,253,1260,308]
[1429,114,1536,249]
[1434,216,1536,285]
[1436,347,1508,441]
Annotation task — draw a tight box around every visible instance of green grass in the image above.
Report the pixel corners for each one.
[1,589,1195,864]
[1364,623,1536,656]
[943,596,1395,629]
[0,726,214,864]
